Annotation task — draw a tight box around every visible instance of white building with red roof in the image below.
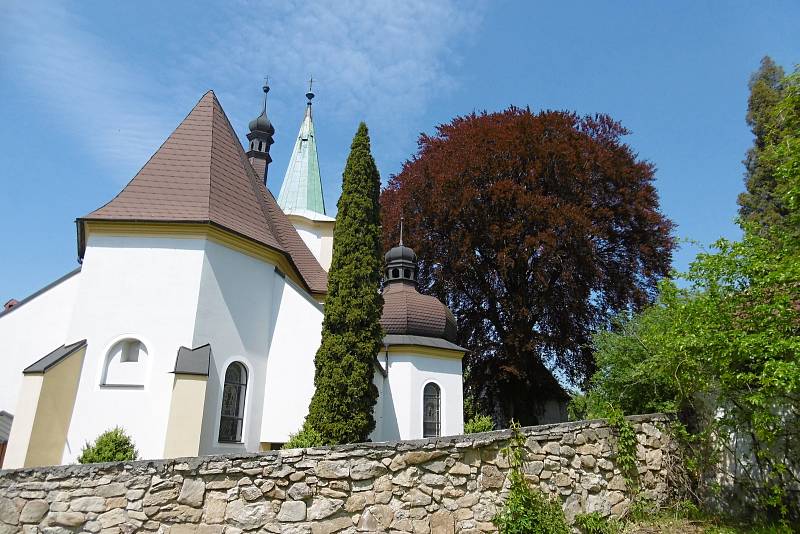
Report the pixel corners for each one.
[0,87,465,469]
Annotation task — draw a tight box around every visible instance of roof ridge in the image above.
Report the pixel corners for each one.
[206,91,217,220]
[207,89,285,255]
[209,91,327,294]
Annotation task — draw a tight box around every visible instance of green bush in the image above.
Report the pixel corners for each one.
[493,421,570,534]
[77,427,138,464]
[282,422,325,449]
[464,414,495,434]
[567,393,589,421]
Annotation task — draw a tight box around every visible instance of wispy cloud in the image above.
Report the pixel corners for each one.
[174,0,484,170]
[0,1,176,180]
[0,0,483,182]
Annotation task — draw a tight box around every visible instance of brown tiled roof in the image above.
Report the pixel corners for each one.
[380,282,458,342]
[79,91,327,295]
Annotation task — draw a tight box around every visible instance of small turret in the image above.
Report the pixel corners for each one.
[384,219,418,283]
[380,222,458,342]
[246,81,275,184]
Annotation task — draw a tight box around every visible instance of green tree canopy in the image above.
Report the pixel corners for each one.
[587,67,800,518]
[305,123,383,444]
[738,56,789,230]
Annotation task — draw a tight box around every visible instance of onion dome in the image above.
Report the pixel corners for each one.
[249,111,275,135]
[380,243,457,342]
[247,81,276,184]
[248,81,274,135]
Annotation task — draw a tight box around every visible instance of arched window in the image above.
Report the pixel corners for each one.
[423,383,441,438]
[103,339,147,386]
[219,362,247,442]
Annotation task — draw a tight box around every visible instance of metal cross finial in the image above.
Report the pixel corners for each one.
[399,216,404,246]
[306,76,315,103]
[262,76,270,114]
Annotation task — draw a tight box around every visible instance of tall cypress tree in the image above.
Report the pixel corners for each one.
[738,56,787,230]
[306,123,383,444]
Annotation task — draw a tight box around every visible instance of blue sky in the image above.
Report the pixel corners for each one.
[1,0,798,301]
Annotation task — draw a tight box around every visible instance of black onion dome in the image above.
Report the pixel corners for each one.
[249,111,275,135]
[384,245,417,264]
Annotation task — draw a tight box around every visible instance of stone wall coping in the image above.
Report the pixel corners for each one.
[0,412,671,479]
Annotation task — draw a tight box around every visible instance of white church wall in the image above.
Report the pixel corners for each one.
[375,352,464,442]
[191,240,278,456]
[62,234,206,463]
[288,216,334,271]
[0,269,80,418]
[260,273,324,444]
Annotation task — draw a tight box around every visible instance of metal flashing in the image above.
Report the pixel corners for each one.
[22,340,87,375]
[382,334,466,353]
[173,344,212,376]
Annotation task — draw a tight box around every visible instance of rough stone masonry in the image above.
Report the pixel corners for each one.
[0,414,676,533]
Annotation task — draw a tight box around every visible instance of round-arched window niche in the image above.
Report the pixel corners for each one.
[102,338,148,386]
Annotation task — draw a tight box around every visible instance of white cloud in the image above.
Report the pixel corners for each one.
[0,1,176,180]
[0,0,483,182]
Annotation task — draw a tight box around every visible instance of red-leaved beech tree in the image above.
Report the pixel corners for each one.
[381,108,675,426]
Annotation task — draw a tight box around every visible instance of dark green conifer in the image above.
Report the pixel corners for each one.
[306,123,383,444]
[738,56,787,230]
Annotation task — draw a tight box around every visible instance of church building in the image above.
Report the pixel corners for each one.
[0,85,465,469]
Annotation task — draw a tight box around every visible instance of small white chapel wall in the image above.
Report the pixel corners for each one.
[375,352,464,442]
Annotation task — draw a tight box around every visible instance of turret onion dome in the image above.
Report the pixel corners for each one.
[249,82,275,135]
[249,110,275,135]
[380,243,458,342]
[384,245,417,266]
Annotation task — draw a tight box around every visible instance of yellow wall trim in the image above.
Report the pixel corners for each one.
[385,344,465,360]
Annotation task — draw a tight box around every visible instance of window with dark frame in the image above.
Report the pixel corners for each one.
[423,382,441,438]
[219,362,247,443]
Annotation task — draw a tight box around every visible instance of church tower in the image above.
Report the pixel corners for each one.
[246,82,275,184]
[277,81,335,270]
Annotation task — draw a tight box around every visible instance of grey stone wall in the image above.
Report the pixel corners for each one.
[0,414,676,534]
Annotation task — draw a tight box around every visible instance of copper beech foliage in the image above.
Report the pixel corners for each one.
[381,108,675,425]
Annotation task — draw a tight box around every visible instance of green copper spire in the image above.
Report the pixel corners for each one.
[277,81,328,219]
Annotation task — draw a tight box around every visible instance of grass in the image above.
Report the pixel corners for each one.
[622,515,794,534]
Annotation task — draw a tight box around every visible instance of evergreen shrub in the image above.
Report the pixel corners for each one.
[282,422,325,449]
[305,123,384,444]
[77,427,138,464]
